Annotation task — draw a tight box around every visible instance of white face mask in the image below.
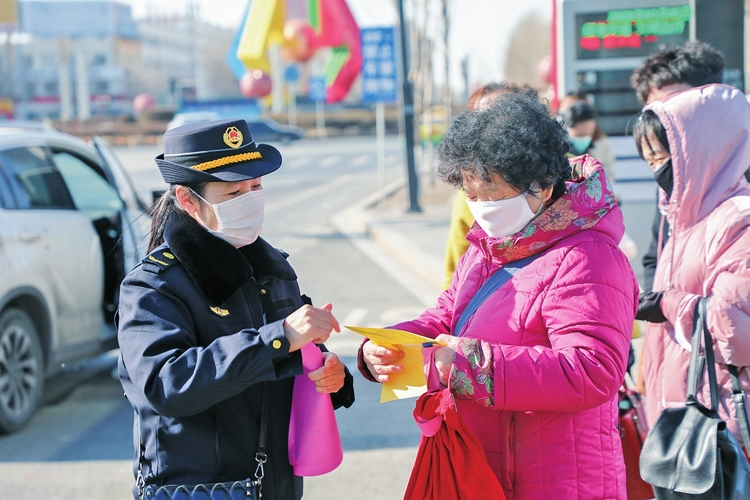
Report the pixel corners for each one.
[466,191,543,238]
[191,188,264,247]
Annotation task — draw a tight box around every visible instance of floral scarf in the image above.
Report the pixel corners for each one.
[467,154,618,265]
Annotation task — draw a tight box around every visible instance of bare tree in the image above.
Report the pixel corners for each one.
[441,0,451,124]
[503,11,550,90]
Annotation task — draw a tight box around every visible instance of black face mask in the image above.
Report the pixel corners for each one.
[653,159,673,198]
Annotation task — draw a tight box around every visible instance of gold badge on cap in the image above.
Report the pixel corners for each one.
[223,127,243,149]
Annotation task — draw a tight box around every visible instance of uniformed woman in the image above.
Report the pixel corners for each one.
[117,118,354,500]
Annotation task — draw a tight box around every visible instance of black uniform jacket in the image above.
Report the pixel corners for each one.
[117,211,354,500]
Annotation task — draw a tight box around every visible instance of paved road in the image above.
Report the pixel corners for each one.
[0,136,438,499]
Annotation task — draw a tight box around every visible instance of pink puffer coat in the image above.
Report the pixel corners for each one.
[642,84,750,442]
[392,156,639,500]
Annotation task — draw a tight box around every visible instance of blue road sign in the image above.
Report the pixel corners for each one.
[308,76,326,102]
[284,65,299,83]
[361,27,398,103]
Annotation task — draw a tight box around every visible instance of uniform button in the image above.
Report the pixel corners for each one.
[272,339,282,349]
[260,289,267,295]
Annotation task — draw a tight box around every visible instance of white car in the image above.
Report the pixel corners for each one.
[0,122,150,433]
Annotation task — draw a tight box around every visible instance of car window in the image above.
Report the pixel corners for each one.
[0,146,75,209]
[92,137,148,212]
[0,163,14,209]
[52,151,123,220]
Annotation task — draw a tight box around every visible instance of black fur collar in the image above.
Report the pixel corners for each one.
[163,211,296,305]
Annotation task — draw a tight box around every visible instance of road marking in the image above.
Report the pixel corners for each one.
[265,174,355,215]
[331,210,440,309]
[284,157,314,170]
[319,155,343,168]
[341,307,368,327]
[351,155,371,168]
[379,307,429,325]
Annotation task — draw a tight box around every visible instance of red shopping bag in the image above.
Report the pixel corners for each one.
[403,388,506,500]
[619,384,654,500]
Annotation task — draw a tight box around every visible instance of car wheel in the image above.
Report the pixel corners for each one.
[281,136,292,145]
[0,308,44,434]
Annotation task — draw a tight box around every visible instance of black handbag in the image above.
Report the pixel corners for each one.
[639,298,750,499]
[139,385,269,500]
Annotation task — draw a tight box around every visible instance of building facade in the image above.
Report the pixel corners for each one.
[0,0,240,120]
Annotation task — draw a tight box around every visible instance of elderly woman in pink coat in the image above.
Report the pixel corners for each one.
[633,83,750,446]
[358,90,639,499]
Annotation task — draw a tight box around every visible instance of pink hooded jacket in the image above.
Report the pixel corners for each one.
[642,84,750,443]
[390,156,639,500]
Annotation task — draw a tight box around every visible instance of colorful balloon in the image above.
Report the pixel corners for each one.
[281,19,314,63]
[240,70,273,98]
[133,93,155,112]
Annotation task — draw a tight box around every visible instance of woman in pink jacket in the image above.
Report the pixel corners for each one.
[633,84,750,445]
[359,90,639,499]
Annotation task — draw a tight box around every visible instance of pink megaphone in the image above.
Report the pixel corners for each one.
[288,343,344,476]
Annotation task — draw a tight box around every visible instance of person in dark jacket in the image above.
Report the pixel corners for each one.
[117,118,354,500]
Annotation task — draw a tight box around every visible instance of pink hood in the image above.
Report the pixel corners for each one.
[392,156,638,499]
[651,84,750,230]
[642,84,750,442]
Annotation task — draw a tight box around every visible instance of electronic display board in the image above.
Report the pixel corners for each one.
[576,6,691,60]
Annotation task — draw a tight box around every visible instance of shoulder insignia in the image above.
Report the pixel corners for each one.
[142,248,178,272]
[210,306,230,317]
[276,248,290,259]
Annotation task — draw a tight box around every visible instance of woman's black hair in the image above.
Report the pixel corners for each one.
[633,110,670,159]
[562,100,597,128]
[437,89,570,200]
[148,182,208,252]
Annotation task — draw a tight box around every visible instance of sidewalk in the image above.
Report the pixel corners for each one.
[334,175,456,307]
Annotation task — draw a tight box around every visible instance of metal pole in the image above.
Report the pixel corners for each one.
[397,0,421,212]
[376,101,386,200]
[288,82,297,128]
[315,99,326,138]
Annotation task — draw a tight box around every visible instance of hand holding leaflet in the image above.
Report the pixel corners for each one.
[346,326,446,403]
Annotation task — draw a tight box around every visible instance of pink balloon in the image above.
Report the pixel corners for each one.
[133,93,155,112]
[240,70,272,98]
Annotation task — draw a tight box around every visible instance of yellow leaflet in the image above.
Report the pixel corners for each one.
[345,326,446,403]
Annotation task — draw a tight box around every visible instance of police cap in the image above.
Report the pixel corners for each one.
[155,118,282,184]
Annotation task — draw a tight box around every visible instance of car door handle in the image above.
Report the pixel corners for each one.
[18,231,42,243]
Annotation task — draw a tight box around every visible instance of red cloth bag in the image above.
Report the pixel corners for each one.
[404,347,506,500]
[619,384,654,500]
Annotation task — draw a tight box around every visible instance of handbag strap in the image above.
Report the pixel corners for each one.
[728,364,750,452]
[453,254,539,337]
[254,383,269,482]
[136,384,269,498]
[687,297,750,451]
[687,298,719,410]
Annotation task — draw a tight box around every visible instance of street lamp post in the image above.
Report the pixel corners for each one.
[397,0,421,213]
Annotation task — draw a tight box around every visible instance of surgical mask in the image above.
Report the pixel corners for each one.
[569,135,593,155]
[653,160,673,198]
[466,192,544,239]
[191,188,264,247]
